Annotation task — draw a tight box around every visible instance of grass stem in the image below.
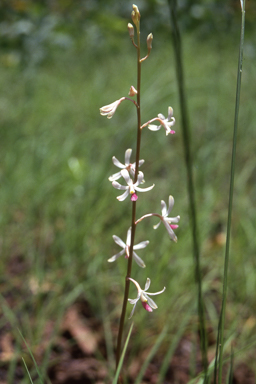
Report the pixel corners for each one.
[216,1,245,382]
[168,0,208,377]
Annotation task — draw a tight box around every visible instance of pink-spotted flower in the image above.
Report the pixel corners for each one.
[109,149,144,182]
[128,277,166,318]
[154,195,180,242]
[108,227,148,268]
[100,97,125,119]
[148,107,175,136]
[112,169,154,202]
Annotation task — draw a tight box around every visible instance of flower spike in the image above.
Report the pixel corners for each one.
[128,278,166,318]
[108,227,148,268]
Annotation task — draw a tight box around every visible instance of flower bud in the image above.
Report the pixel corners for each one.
[128,85,137,96]
[131,4,140,28]
[127,23,134,38]
[147,33,153,51]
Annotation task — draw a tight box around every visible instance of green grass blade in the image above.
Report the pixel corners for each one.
[22,357,34,384]
[167,0,208,377]
[18,329,44,384]
[227,346,234,384]
[112,322,134,384]
[187,334,235,384]
[216,1,246,382]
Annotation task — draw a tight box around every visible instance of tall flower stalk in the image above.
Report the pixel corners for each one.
[100,5,180,381]
[115,6,142,370]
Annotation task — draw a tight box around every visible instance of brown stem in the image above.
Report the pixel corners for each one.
[115,20,142,379]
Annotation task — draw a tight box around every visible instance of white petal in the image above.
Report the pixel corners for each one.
[162,121,172,134]
[133,252,146,268]
[135,184,155,192]
[116,189,129,201]
[125,149,132,165]
[165,215,180,224]
[108,171,122,181]
[112,181,127,191]
[167,195,174,215]
[108,249,125,262]
[112,156,125,169]
[126,227,131,246]
[168,117,175,126]
[163,220,177,242]
[113,235,126,248]
[121,170,134,191]
[128,302,137,319]
[167,106,173,119]
[120,168,130,179]
[128,277,142,293]
[133,240,149,250]
[161,199,167,217]
[144,295,158,309]
[157,113,165,119]
[153,221,161,230]
[144,278,151,291]
[136,171,144,185]
[128,298,139,305]
[148,124,161,131]
[146,286,166,296]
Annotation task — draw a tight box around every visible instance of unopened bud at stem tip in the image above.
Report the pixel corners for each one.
[147,33,153,50]
[131,4,140,27]
[128,85,137,96]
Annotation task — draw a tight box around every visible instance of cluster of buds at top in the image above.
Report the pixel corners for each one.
[99,4,180,318]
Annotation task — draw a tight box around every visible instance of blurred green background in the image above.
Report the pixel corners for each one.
[0,0,256,382]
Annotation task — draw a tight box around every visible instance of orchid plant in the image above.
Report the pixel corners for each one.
[100,4,180,380]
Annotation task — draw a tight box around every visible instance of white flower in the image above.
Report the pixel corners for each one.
[100,97,125,119]
[112,169,154,201]
[108,149,144,182]
[128,278,166,318]
[148,107,175,136]
[153,195,180,242]
[108,227,148,268]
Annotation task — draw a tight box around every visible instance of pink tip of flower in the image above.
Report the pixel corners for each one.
[170,224,179,229]
[170,130,175,134]
[142,302,153,312]
[125,254,129,259]
[131,193,138,201]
